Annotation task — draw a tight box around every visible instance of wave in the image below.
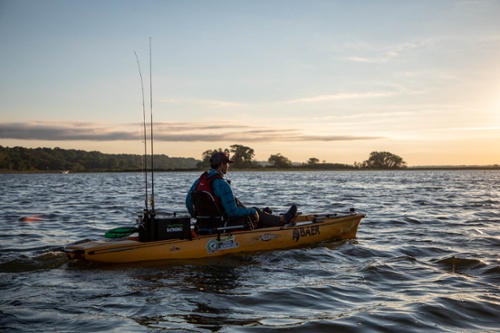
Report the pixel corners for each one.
[0,251,68,273]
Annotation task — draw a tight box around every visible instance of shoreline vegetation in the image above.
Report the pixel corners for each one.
[0,145,498,173]
[2,165,500,175]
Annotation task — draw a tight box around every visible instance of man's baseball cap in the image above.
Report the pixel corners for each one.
[210,151,234,164]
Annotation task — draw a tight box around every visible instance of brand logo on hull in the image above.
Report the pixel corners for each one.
[259,233,278,241]
[292,226,320,242]
[206,235,239,254]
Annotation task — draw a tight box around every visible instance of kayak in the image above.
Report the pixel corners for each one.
[62,48,366,264]
[63,210,365,263]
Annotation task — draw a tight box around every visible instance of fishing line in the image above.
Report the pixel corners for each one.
[134,50,149,210]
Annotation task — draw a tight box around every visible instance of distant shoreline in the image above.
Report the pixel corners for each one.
[2,166,499,174]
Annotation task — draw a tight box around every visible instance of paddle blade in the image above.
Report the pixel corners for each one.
[104,227,138,238]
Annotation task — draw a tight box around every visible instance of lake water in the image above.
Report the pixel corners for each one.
[0,170,499,332]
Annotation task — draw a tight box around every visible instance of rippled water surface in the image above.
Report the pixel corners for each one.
[1,170,499,332]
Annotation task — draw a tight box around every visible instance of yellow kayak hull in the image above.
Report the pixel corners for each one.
[63,213,365,263]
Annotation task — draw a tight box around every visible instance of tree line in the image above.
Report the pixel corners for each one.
[0,146,198,172]
[0,144,407,172]
[197,144,406,169]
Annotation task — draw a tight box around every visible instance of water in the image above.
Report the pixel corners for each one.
[0,170,499,332]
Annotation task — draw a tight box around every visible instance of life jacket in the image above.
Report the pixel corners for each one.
[194,171,223,207]
[193,171,255,233]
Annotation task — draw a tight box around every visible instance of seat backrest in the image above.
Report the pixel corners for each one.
[191,190,225,233]
[191,190,224,219]
[191,190,253,234]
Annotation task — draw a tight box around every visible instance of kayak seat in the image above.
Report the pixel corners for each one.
[191,190,253,235]
[191,190,224,234]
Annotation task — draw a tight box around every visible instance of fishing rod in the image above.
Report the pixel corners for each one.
[102,40,162,241]
[135,38,155,212]
[149,37,155,211]
[134,50,149,211]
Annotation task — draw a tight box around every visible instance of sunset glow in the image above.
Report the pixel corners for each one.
[1,1,499,166]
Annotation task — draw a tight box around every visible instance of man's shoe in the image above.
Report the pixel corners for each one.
[284,204,298,224]
[263,207,273,214]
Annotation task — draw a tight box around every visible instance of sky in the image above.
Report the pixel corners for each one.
[1,0,499,166]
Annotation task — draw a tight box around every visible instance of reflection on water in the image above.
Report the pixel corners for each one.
[0,170,499,332]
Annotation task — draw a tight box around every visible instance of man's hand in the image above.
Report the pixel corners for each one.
[252,211,260,222]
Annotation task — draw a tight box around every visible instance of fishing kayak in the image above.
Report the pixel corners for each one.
[63,210,365,263]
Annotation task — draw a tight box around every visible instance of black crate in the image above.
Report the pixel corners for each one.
[139,215,192,242]
[155,216,192,241]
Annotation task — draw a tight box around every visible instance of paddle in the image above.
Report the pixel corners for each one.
[104,227,139,239]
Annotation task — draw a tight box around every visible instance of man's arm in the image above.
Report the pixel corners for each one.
[212,178,256,217]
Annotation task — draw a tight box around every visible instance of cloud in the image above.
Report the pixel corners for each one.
[0,121,382,143]
[450,126,500,131]
[311,111,414,121]
[0,122,135,141]
[343,57,384,64]
[283,134,383,142]
[283,92,394,104]
[203,100,243,108]
[159,98,243,109]
[154,122,252,132]
[342,40,430,64]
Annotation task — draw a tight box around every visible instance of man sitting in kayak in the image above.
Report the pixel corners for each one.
[185,151,297,230]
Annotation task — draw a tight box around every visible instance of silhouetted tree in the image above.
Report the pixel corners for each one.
[268,153,292,168]
[230,144,256,168]
[307,157,320,165]
[361,151,407,169]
